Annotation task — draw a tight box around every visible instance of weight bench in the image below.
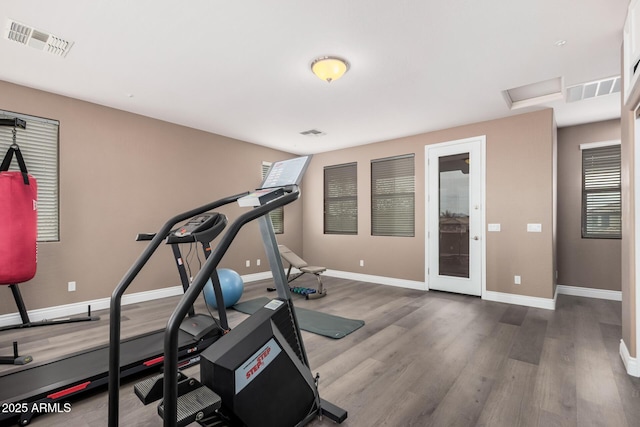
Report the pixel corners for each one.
[277,245,327,299]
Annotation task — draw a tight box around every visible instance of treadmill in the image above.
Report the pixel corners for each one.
[0,210,230,426]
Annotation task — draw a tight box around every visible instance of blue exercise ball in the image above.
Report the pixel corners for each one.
[203,268,244,309]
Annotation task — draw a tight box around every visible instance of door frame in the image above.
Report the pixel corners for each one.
[424,135,486,295]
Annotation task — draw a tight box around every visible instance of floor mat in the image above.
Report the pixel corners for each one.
[232,297,365,339]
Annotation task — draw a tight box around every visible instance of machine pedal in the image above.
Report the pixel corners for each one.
[158,382,222,427]
[135,371,187,405]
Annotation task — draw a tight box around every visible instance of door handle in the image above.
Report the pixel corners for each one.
[472,236,479,240]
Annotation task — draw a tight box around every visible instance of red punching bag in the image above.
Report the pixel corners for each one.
[0,143,37,284]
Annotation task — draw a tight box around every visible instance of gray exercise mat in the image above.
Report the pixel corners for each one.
[232,297,365,339]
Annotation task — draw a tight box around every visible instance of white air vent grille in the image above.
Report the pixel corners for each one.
[300,129,326,136]
[566,76,621,103]
[5,19,73,57]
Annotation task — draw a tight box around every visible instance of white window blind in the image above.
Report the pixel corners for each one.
[582,144,621,239]
[371,154,415,237]
[0,111,59,242]
[324,162,357,235]
[262,162,284,234]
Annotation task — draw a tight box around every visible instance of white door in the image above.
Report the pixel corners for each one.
[426,137,484,296]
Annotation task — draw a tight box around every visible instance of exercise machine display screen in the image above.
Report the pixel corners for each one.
[260,155,312,189]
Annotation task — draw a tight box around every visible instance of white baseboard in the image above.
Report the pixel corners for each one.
[3,274,618,326]
[0,285,186,327]
[620,339,640,377]
[324,269,426,291]
[240,271,273,282]
[482,290,556,310]
[0,272,272,328]
[556,284,622,301]
[324,270,559,309]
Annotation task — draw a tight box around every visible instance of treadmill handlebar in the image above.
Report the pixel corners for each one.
[135,233,156,241]
[162,188,300,427]
[107,191,248,427]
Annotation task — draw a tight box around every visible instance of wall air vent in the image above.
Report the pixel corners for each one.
[5,19,74,57]
[300,129,326,137]
[566,76,621,103]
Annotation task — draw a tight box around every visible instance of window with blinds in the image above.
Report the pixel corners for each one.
[582,144,621,239]
[371,154,415,237]
[324,162,357,235]
[262,162,284,234]
[0,111,59,242]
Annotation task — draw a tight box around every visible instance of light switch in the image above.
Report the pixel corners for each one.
[488,223,501,232]
[527,223,542,232]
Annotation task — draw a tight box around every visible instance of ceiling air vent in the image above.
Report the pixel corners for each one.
[300,129,326,137]
[5,19,74,57]
[566,76,621,103]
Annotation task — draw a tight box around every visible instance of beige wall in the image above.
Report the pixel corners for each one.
[303,109,556,299]
[0,80,302,315]
[557,120,622,291]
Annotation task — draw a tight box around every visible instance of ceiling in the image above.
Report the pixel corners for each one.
[0,0,629,155]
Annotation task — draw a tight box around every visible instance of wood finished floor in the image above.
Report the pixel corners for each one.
[1,277,639,427]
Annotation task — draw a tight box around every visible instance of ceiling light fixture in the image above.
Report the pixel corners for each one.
[554,39,567,47]
[311,56,349,83]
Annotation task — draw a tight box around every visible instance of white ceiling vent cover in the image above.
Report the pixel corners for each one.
[566,76,621,103]
[5,20,73,57]
[300,129,326,137]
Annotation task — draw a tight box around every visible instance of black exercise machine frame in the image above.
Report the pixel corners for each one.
[160,190,307,427]
[109,186,346,427]
[108,192,248,426]
[136,213,230,332]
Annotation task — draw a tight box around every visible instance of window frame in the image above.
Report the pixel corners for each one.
[370,153,415,237]
[581,141,621,239]
[324,162,358,235]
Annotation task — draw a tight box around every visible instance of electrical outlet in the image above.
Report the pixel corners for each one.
[245,260,250,267]
[527,223,542,232]
[514,275,521,285]
[68,281,76,292]
[257,259,261,266]
[488,223,501,232]
[360,260,364,267]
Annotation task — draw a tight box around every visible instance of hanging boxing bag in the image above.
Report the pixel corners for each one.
[0,144,37,284]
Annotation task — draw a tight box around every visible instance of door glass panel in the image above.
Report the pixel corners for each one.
[439,153,470,278]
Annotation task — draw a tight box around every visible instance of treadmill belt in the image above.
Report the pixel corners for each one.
[0,329,194,403]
